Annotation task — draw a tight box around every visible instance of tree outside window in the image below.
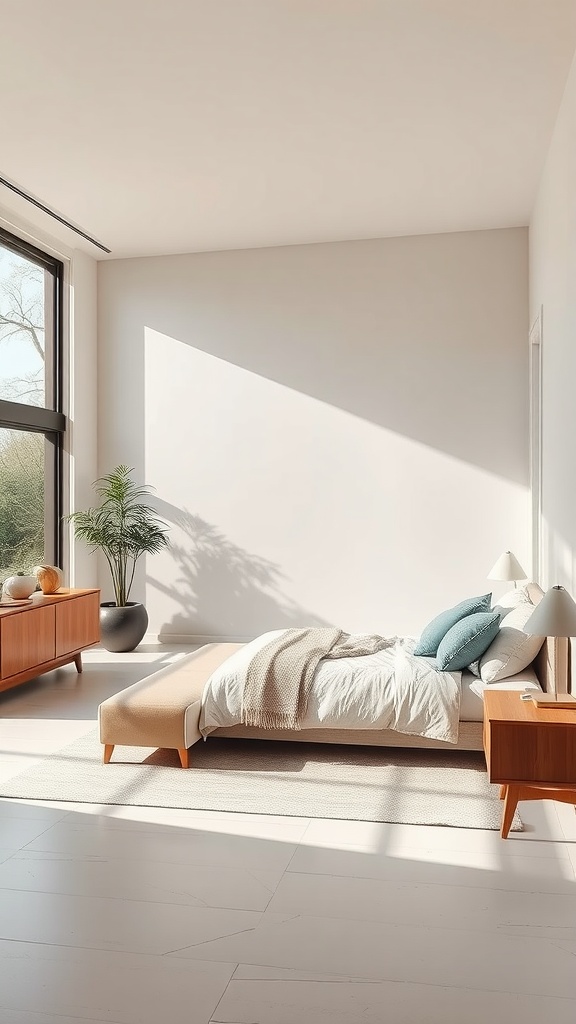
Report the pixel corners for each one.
[0,232,63,585]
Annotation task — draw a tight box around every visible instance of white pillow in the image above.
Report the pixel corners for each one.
[468,672,541,701]
[491,584,532,619]
[479,603,544,682]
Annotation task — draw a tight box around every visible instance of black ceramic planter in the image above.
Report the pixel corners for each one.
[100,602,149,653]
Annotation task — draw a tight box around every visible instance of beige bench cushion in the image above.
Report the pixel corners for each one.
[99,643,242,750]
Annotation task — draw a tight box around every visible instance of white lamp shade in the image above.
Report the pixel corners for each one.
[524,585,576,637]
[487,550,527,582]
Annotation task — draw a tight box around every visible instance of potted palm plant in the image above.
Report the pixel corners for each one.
[69,465,169,652]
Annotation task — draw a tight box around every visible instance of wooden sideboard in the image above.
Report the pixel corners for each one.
[0,588,100,695]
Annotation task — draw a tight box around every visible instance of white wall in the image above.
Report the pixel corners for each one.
[98,228,529,641]
[530,50,576,592]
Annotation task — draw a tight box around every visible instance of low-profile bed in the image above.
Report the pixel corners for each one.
[196,581,561,757]
[203,643,558,754]
[99,581,569,765]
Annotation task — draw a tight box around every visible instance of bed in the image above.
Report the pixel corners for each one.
[98,584,569,766]
[200,583,567,753]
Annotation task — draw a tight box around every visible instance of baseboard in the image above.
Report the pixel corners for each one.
[145,632,254,645]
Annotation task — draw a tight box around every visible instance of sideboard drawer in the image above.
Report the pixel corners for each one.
[0,605,56,679]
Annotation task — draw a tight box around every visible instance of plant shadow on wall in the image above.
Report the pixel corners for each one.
[148,502,330,639]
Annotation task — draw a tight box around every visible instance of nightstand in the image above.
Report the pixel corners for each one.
[483,689,576,838]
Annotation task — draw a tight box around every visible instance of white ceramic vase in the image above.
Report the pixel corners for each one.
[3,574,38,600]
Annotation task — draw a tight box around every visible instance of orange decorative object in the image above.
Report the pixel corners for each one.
[33,565,64,595]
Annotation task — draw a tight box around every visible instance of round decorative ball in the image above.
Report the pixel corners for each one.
[33,565,64,595]
[3,574,38,600]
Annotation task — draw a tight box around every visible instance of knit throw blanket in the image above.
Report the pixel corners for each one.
[241,627,394,730]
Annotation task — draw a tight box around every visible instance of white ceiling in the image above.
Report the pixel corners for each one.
[1,0,575,258]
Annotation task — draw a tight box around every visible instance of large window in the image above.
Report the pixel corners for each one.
[0,228,64,582]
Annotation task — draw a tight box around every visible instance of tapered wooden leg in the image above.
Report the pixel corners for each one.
[178,747,190,769]
[501,785,519,839]
[103,744,114,764]
[74,653,83,673]
[499,785,508,800]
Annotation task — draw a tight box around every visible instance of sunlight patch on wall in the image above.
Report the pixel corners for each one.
[144,328,529,638]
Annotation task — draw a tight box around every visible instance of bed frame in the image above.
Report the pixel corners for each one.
[212,585,568,753]
[213,638,564,752]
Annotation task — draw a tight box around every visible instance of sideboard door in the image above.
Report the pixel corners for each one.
[55,593,101,658]
[0,605,56,679]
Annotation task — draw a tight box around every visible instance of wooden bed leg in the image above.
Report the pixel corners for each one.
[103,744,114,764]
[499,785,508,800]
[178,747,190,769]
[74,653,83,673]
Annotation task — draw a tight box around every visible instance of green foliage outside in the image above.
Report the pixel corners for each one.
[0,429,45,584]
[0,246,47,588]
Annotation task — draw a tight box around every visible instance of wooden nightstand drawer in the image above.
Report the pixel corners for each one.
[486,720,576,783]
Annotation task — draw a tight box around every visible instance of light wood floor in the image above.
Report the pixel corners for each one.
[0,645,575,1023]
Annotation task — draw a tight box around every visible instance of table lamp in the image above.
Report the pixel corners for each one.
[487,550,528,588]
[523,585,576,704]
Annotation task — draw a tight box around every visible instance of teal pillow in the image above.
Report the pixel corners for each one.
[436,611,501,672]
[414,593,492,657]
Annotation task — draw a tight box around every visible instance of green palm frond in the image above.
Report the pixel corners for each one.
[68,466,169,606]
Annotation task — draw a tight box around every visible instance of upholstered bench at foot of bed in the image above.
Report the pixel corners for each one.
[98,642,243,767]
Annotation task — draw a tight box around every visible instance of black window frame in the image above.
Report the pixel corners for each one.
[0,226,65,569]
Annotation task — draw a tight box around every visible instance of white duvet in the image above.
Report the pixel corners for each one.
[200,630,461,744]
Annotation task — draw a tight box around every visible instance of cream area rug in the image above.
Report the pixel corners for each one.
[0,731,521,830]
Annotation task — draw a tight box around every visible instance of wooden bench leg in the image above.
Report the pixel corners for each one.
[501,785,519,839]
[74,653,83,673]
[178,747,190,769]
[103,744,114,764]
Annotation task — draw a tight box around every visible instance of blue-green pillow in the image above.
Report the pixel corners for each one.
[436,611,501,672]
[414,593,492,657]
